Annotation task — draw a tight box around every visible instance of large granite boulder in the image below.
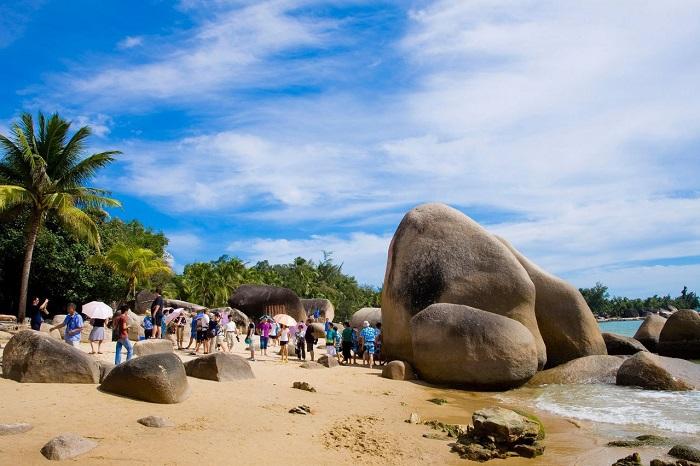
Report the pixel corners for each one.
[382,204,546,368]
[229,284,306,322]
[51,315,68,339]
[133,339,174,357]
[211,307,250,328]
[2,330,99,383]
[306,322,326,339]
[134,290,158,314]
[410,303,538,389]
[381,360,415,380]
[657,310,700,359]
[616,352,700,391]
[633,314,667,352]
[184,353,254,381]
[497,237,607,367]
[100,353,190,403]
[350,307,382,329]
[301,298,335,322]
[527,355,625,385]
[116,310,145,341]
[603,333,648,355]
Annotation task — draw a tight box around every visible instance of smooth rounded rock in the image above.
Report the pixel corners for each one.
[350,307,381,329]
[100,353,190,403]
[133,339,174,357]
[228,284,306,323]
[381,360,415,381]
[634,314,667,352]
[301,299,335,322]
[410,303,538,389]
[40,433,97,461]
[658,310,700,359]
[527,355,625,385]
[602,333,648,355]
[137,416,175,428]
[0,423,32,436]
[184,353,254,381]
[300,361,324,369]
[382,203,546,368]
[317,355,339,368]
[2,330,99,383]
[616,352,700,391]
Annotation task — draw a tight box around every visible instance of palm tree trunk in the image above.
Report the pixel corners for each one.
[18,211,42,322]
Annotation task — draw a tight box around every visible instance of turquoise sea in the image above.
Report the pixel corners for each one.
[597,319,642,337]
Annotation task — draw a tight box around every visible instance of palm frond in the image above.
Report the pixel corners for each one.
[54,201,101,250]
[0,185,35,212]
[58,150,121,187]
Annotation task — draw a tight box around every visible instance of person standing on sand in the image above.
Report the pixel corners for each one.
[141,310,154,339]
[186,311,197,349]
[269,319,280,348]
[325,325,337,358]
[50,302,83,348]
[295,323,306,360]
[113,305,132,364]
[374,322,384,366]
[245,323,256,361]
[88,315,106,354]
[29,296,49,331]
[304,319,317,361]
[193,309,208,354]
[151,289,164,339]
[359,320,377,368]
[324,317,332,334]
[174,312,187,349]
[259,318,272,356]
[279,324,290,363]
[224,317,237,352]
[341,321,353,365]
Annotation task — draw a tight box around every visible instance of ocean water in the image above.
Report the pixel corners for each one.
[598,319,642,337]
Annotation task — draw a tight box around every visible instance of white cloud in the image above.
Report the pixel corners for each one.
[117,35,143,50]
[228,232,392,286]
[71,113,112,137]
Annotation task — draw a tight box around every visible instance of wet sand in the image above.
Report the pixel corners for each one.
[0,335,681,465]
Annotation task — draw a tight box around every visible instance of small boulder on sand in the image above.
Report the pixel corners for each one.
[184,353,254,381]
[616,352,700,391]
[100,353,190,403]
[133,339,174,357]
[0,423,32,436]
[382,360,415,381]
[2,330,99,384]
[602,333,648,355]
[137,416,175,428]
[317,355,339,368]
[292,381,316,392]
[40,433,97,461]
[300,361,324,369]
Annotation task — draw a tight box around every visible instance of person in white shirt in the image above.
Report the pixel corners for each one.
[224,318,238,352]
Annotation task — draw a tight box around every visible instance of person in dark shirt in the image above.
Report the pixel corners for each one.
[28,296,49,331]
[151,288,164,339]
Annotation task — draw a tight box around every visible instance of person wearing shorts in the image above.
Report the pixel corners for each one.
[304,319,317,361]
[359,320,377,368]
[258,318,272,356]
[325,325,337,357]
[279,324,290,362]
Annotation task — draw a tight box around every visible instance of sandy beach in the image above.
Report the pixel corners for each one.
[0,333,676,466]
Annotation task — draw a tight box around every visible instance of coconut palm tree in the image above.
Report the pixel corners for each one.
[0,112,121,321]
[92,243,172,300]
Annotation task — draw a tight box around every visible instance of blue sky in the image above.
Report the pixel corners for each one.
[2,0,700,298]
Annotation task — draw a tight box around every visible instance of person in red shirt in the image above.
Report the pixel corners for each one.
[113,304,132,364]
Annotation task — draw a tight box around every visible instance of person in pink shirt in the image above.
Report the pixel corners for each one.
[258,318,272,356]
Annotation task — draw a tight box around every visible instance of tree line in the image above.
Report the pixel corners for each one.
[579,282,699,318]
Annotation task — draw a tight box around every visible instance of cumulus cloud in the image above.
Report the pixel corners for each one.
[117,35,143,50]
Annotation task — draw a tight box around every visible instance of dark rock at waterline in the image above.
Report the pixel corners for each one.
[184,353,254,381]
[669,444,700,463]
[611,452,642,466]
[658,310,700,359]
[100,353,190,403]
[634,314,667,352]
[410,303,538,389]
[40,433,97,461]
[616,352,700,391]
[607,434,671,447]
[2,330,99,384]
[602,333,648,355]
[527,355,625,386]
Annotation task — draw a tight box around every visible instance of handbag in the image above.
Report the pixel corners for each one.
[244,337,252,345]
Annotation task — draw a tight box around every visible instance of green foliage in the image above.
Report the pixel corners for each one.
[579,283,700,317]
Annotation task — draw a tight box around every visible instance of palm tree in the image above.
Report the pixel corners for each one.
[92,243,172,300]
[0,112,121,321]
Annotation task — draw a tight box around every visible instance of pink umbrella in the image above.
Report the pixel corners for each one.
[273,313,297,327]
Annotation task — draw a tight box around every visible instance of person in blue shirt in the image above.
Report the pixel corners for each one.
[359,320,377,368]
[50,303,83,348]
[141,310,154,339]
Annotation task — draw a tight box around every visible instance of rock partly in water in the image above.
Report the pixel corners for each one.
[133,339,174,357]
[40,433,97,461]
[316,355,339,368]
[658,310,700,359]
[100,353,190,403]
[411,303,538,389]
[0,423,32,436]
[137,416,175,428]
[382,203,547,368]
[292,381,316,392]
[527,355,625,386]
[607,434,671,447]
[603,333,648,355]
[2,330,99,383]
[669,445,700,463]
[611,453,642,466]
[381,360,415,381]
[616,352,700,391]
[634,314,667,352]
[184,353,254,382]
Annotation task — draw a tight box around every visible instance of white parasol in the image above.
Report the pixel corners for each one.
[165,308,184,324]
[273,313,297,328]
[82,301,113,320]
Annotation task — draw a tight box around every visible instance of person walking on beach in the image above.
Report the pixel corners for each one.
[374,322,384,366]
[193,309,208,354]
[304,319,317,361]
[351,327,360,364]
[359,320,377,368]
[29,296,49,331]
[88,315,106,354]
[50,303,83,348]
[186,311,197,349]
[259,318,272,356]
[269,320,280,348]
[279,323,290,363]
[113,305,132,364]
[295,323,306,360]
[208,311,221,354]
[324,317,332,334]
[141,310,154,339]
[341,321,353,365]
[325,324,337,359]
[151,289,164,339]
[174,312,187,349]
[224,316,238,352]
[245,322,256,361]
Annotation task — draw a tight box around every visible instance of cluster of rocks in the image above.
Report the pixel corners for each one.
[448,407,545,461]
[608,436,700,466]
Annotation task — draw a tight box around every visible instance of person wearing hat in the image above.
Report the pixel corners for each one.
[359,320,377,368]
